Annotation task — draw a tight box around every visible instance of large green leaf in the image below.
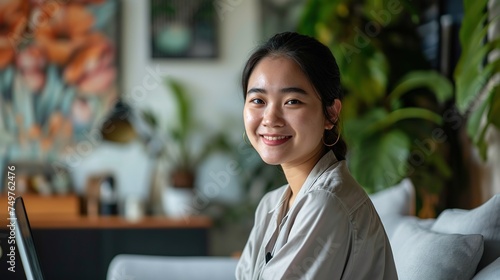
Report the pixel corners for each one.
[343,108,388,144]
[349,129,411,193]
[455,6,500,113]
[165,77,191,136]
[466,97,489,143]
[298,0,340,36]
[460,0,489,50]
[473,86,500,161]
[340,94,360,121]
[363,0,419,25]
[337,47,389,105]
[367,107,443,133]
[456,38,500,113]
[462,67,500,144]
[453,0,500,161]
[388,71,453,109]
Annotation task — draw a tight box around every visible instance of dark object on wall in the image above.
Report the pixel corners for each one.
[150,0,218,59]
[100,100,137,143]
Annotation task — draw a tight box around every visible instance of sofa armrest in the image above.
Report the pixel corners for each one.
[107,254,239,280]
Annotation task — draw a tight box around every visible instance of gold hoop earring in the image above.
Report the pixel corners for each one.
[323,125,341,147]
[243,131,251,146]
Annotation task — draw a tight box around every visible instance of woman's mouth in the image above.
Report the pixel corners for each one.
[261,135,291,145]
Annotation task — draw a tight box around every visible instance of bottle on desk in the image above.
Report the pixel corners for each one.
[84,173,118,216]
[99,175,118,216]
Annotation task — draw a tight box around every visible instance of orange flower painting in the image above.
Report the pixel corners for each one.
[0,0,119,163]
[0,0,29,68]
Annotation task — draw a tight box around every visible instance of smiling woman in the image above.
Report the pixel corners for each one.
[236,32,398,280]
[244,56,330,169]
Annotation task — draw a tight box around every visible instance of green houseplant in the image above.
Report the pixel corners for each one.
[454,0,500,160]
[141,77,231,189]
[140,77,232,216]
[298,0,453,216]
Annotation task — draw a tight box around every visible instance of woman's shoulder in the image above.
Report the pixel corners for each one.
[313,161,363,192]
[307,161,371,214]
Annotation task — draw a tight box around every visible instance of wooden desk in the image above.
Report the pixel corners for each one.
[1,214,213,229]
[0,213,213,280]
[0,194,80,221]
[0,194,211,229]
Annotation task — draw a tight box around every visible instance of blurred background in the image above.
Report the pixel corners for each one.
[0,0,499,279]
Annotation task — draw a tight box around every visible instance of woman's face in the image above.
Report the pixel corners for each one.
[243,56,331,167]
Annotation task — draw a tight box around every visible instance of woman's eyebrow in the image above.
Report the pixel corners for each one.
[247,87,308,95]
[247,87,265,95]
[280,87,307,94]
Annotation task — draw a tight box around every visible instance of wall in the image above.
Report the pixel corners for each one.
[71,0,260,206]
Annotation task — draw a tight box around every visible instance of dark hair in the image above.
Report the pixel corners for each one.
[241,32,347,160]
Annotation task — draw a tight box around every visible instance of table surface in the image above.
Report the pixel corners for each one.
[0,194,212,229]
[1,214,213,229]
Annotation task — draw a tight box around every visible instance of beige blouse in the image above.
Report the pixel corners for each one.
[235,151,398,280]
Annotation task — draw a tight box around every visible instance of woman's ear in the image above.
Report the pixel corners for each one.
[324,99,342,129]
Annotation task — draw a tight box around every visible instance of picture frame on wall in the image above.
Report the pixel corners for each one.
[150,0,218,59]
[0,0,120,193]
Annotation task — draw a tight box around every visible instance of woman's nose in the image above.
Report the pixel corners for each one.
[262,104,284,127]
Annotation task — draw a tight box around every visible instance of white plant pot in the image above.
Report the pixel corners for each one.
[162,186,194,218]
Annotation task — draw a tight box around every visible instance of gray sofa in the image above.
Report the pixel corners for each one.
[107,180,500,280]
[369,179,500,280]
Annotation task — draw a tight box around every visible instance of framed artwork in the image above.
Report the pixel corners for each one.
[0,0,120,191]
[150,0,218,59]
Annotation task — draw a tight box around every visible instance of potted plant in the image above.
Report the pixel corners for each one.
[141,77,231,216]
[454,0,500,160]
[298,0,454,217]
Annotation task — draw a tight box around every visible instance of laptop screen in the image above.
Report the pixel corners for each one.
[14,196,45,280]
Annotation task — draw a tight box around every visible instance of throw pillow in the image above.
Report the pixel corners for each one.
[391,221,484,280]
[472,257,500,280]
[369,178,416,238]
[430,194,500,271]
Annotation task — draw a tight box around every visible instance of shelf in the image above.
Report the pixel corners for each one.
[0,194,80,216]
[3,214,213,229]
[0,194,212,229]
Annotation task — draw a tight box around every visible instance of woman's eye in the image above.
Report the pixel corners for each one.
[286,99,301,105]
[250,98,264,104]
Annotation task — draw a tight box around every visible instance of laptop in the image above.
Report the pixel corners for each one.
[13,196,45,280]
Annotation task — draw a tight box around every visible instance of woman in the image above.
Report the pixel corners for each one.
[236,32,398,279]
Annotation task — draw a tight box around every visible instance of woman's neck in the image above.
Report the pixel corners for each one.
[282,148,327,208]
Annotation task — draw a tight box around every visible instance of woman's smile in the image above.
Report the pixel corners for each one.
[260,134,292,146]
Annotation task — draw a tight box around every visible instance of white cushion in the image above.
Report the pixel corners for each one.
[430,194,500,271]
[472,257,500,280]
[369,178,417,238]
[107,255,238,280]
[391,221,484,280]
